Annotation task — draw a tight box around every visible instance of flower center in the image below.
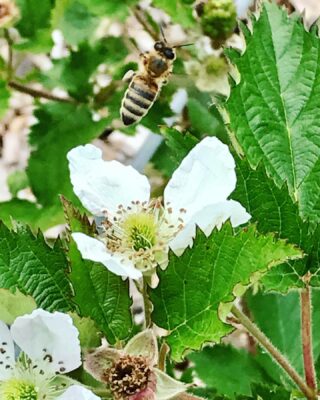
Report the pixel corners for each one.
[105,355,151,399]
[100,198,185,273]
[123,213,157,251]
[1,379,38,400]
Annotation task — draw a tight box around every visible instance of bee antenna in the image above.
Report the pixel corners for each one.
[159,23,168,44]
[173,43,194,48]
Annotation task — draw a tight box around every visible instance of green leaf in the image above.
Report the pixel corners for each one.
[52,0,98,46]
[15,0,53,50]
[0,222,72,311]
[246,289,320,386]
[63,200,133,344]
[150,224,302,360]
[27,103,105,206]
[0,200,64,231]
[0,288,36,324]
[69,312,102,348]
[187,99,228,142]
[232,157,320,292]
[188,345,266,399]
[151,127,199,178]
[224,2,320,223]
[42,39,128,101]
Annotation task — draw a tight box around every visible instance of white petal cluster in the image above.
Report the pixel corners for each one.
[67,137,250,279]
[0,309,100,400]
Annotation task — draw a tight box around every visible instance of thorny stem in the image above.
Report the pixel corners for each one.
[301,284,317,392]
[231,304,316,400]
[4,29,13,80]
[8,81,77,103]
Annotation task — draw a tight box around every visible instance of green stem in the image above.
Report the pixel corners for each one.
[8,81,76,103]
[231,304,316,400]
[142,277,152,329]
[301,285,317,392]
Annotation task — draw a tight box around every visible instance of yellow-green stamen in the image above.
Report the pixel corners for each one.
[2,379,38,400]
[123,213,157,251]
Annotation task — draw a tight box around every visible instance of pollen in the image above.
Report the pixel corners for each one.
[104,355,151,399]
[99,198,186,273]
[1,379,38,400]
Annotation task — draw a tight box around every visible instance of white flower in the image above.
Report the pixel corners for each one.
[0,309,100,400]
[85,330,186,400]
[234,0,253,18]
[67,137,250,280]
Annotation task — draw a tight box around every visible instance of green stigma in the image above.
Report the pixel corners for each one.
[1,379,38,400]
[123,213,157,251]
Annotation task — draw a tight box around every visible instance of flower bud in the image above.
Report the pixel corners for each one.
[196,0,237,45]
[0,0,19,28]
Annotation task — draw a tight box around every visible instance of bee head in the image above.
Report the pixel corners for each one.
[154,41,175,60]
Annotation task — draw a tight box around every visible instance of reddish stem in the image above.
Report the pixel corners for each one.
[301,285,317,392]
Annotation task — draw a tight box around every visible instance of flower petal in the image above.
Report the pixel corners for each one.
[164,137,236,220]
[0,321,14,379]
[72,232,142,280]
[124,330,158,365]
[154,369,186,400]
[11,309,81,373]
[170,200,250,255]
[67,144,150,215]
[84,345,120,383]
[57,385,101,400]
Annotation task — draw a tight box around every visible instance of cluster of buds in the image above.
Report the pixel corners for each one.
[196,0,237,46]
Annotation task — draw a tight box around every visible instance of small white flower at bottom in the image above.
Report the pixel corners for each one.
[0,309,100,400]
[67,137,251,280]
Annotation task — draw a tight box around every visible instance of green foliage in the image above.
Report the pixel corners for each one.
[69,312,102,348]
[224,2,320,224]
[152,0,194,27]
[15,0,53,37]
[0,200,64,231]
[246,289,320,385]
[0,288,36,324]
[150,224,302,360]
[232,157,320,292]
[0,222,72,311]
[0,80,10,118]
[27,103,105,207]
[63,199,133,344]
[189,345,267,399]
[187,98,228,141]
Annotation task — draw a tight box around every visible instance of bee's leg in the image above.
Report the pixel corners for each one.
[122,70,136,83]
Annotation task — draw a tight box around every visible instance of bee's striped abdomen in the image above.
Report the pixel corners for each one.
[121,77,158,126]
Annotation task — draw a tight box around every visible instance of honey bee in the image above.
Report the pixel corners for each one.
[121,40,176,126]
